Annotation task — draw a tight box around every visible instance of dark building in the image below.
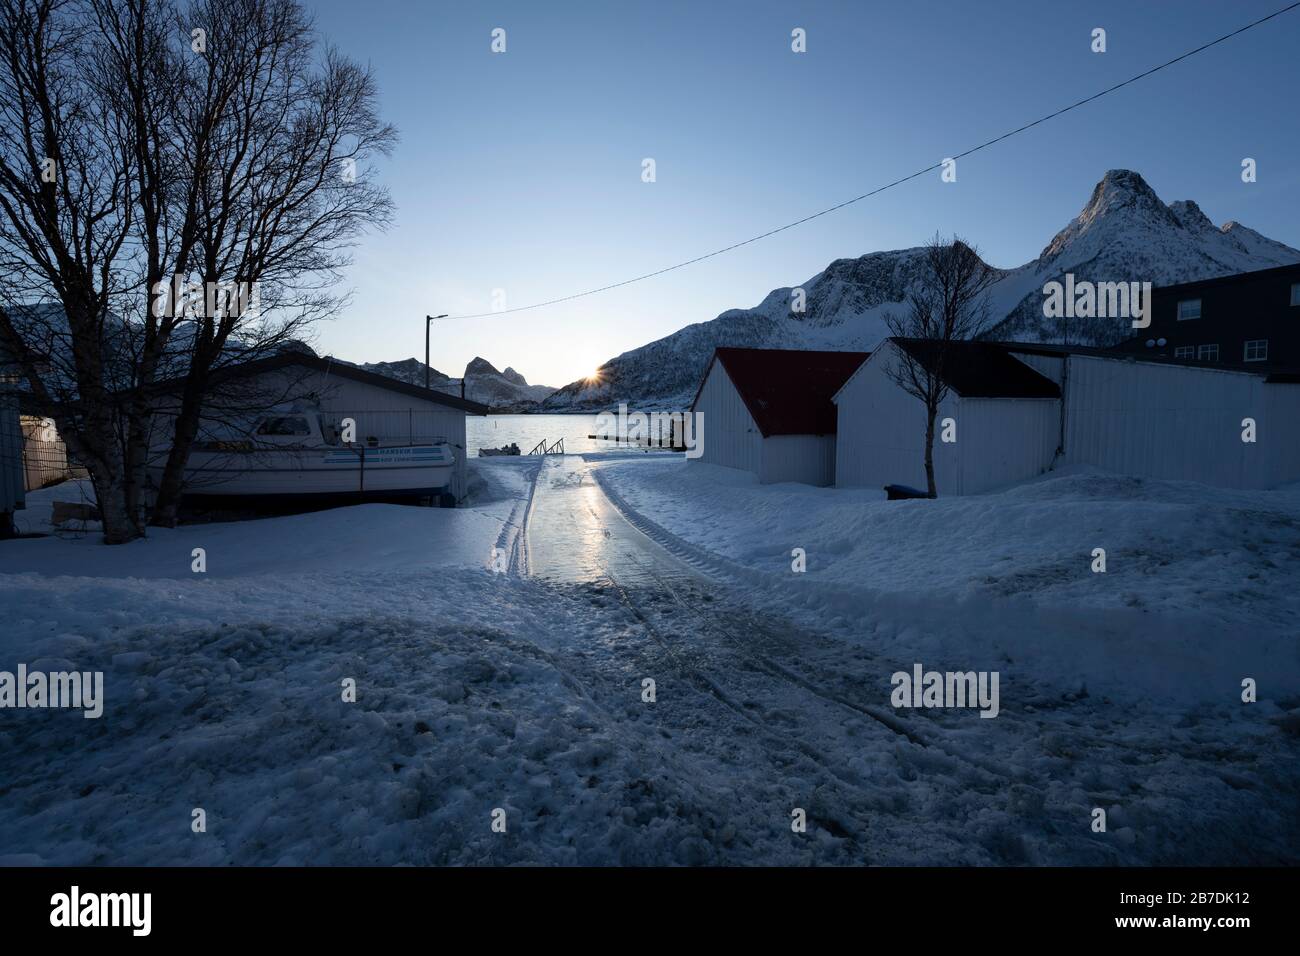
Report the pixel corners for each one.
[1113,262,1300,370]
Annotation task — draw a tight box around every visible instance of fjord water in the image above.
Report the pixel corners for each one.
[466,413,604,456]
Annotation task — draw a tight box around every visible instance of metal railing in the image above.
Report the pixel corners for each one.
[325,409,456,447]
[528,438,564,455]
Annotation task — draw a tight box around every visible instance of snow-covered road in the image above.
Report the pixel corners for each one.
[526,456,703,589]
[514,456,1300,865]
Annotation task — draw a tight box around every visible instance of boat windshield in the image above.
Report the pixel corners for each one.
[255,416,313,437]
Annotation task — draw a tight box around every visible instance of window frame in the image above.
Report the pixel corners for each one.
[1243,339,1268,362]
[1177,298,1202,321]
[256,416,313,437]
[1196,343,1219,361]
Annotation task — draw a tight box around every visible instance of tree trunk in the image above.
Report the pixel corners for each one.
[924,402,938,498]
[94,473,144,544]
[149,406,203,527]
[60,395,150,544]
[53,398,148,545]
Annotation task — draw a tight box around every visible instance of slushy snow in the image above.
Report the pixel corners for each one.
[0,455,1297,865]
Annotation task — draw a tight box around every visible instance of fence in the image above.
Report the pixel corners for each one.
[20,417,77,491]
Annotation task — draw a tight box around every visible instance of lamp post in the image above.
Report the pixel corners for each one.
[424,314,448,390]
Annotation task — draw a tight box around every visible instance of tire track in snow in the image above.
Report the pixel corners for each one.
[494,458,542,577]
[527,456,1062,856]
[568,479,1019,839]
[588,464,1018,781]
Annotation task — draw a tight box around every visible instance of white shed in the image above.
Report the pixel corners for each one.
[832,339,1060,496]
[1007,345,1300,490]
[150,352,489,503]
[689,347,869,486]
[833,337,1300,495]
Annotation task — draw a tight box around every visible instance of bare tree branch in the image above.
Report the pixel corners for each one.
[884,233,1000,497]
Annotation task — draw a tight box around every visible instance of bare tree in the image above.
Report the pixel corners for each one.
[0,0,146,542]
[0,0,394,538]
[884,234,999,497]
[145,0,395,526]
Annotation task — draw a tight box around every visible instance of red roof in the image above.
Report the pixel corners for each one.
[692,347,870,437]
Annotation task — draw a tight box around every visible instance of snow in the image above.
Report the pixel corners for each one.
[591,458,1300,704]
[2,454,1297,865]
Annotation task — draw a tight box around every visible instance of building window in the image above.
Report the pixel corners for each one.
[1291,283,1300,307]
[1197,344,1219,361]
[1244,339,1268,362]
[1174,346,1194,359]
[1177,298,1202,320]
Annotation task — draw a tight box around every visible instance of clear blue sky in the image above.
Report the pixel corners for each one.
[306,0,1300,387]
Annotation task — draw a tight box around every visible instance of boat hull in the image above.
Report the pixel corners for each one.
[152,444,456,497]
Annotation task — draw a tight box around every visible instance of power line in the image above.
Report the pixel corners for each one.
[447,2,1300,320]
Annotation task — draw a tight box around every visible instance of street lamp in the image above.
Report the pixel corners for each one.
[424,314,448,390]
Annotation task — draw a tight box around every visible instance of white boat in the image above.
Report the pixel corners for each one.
[152,407,456,498]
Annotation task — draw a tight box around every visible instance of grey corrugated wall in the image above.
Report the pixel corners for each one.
[0,392,25,513]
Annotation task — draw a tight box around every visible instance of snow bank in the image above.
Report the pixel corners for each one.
[0,459,535,579]
[593,458,1300,703]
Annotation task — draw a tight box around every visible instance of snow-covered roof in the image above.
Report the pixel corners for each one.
[150,352,490,415]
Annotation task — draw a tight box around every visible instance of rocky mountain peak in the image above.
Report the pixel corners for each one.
[1168,199,1215,233]
[1038,169,1176,262]
[540,169,1300,412]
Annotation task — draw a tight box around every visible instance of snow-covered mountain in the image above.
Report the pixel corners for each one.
[992,168,1300,344]
[461,357,556,407]
[542,170,1300,410]
[358,356,555,410]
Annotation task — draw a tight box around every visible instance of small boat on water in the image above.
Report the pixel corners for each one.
[478,443,521,457]
[152,407,456,499]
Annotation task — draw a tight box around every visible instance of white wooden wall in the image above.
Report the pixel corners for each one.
[1052,355,1300,489]
[760,434,837,486]
[691,361,762,475]
[1262,382,1300,487]
[847,346,1300,492]
[834,343,1059,495]
[834,345,962,494]
[954,398,1058,494]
